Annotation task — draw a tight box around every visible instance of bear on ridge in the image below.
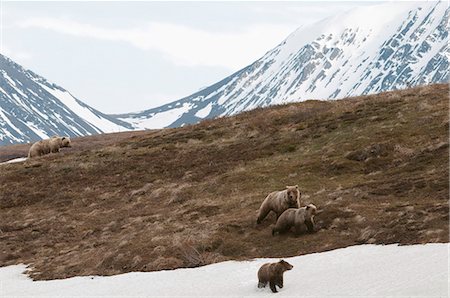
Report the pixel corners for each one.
[272,203,317,236]
[28,136,72,158]
[257,260,293,293]
[256,185,301,224]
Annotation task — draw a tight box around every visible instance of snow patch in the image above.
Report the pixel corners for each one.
[1,244,448,297]
[0,108,24,142]
[1,70,16,86]
[0,157,27,165]
[0,86,10,97]
[25,121,50,139]
[195,103,213,118]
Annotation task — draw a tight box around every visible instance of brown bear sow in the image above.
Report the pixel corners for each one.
[272,204,317,236]
[28,136,72,158]
[257,260,293,293]
[257,185,301,224]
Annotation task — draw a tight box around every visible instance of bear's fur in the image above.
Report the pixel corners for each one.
[272,204,317,236]
[257,260,293,293]
[256,186,301,224]
[28,136,72,158]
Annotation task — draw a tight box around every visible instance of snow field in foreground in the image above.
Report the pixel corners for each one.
[1,243,448,297]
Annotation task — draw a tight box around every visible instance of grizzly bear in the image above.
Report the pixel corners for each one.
[28,136,72,158]
[256,185,301,224]
[257,260,293,293]
[272,204,317,236]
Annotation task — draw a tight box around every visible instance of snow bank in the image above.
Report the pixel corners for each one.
[1,244,448,297]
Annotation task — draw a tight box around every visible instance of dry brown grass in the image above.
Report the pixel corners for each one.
[0,130,149,163]
[0,84,448,280]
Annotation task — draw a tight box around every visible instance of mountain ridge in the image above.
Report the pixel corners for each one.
[0,54,132,146]
[117,1,449,129]
[1,1,448,144]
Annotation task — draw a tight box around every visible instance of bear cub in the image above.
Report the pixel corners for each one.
[272,203,317,236]
[257,260,293,293]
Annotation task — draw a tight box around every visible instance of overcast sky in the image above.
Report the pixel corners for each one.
[2,1,379,114]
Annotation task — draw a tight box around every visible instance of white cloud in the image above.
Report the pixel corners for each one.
[134,92,188,111]
[18,18,295,70]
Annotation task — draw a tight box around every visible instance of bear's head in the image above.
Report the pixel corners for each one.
[61,136,72,148]
[305,204,317,217]
[286,185,301,208]
[278,260,293,271]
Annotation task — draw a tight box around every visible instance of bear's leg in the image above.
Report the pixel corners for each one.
[257,207,271,224]
[277,276,283,288]
[305,220,314,233]
[269,281,278,293]
[258,281,266,288]
[293,225,303,235]
[275,212,282,221]
[274,221,290,236]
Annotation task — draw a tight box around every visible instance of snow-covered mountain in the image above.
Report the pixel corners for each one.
[118,1,449,129]
[0,54,132,146]
[1,1,448,143]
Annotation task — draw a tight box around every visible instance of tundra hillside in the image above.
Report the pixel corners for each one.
[0,84,448,280]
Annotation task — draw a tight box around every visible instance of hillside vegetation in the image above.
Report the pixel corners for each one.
[0,84,448,280]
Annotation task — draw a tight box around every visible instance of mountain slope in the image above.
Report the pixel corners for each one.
[118,1,449,129]
[0,55,132,145]
[1,84,448,280]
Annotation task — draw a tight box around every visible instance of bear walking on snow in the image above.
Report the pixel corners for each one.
[28,136,72,158]
[272,204,317,236]
[256,185,301,224]
[257,260,293,293]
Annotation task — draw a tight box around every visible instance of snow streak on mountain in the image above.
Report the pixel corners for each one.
[0,55,132,145]
[118,1,449,129]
